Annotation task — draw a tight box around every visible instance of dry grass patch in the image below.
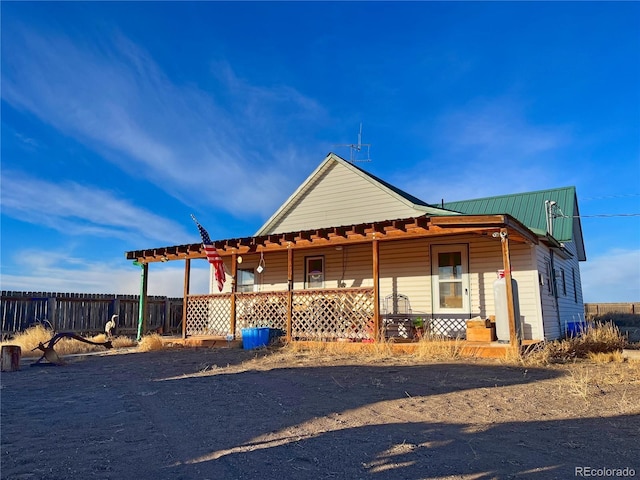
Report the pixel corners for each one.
[587,350,625,363]
[412,336,465,360]
[560,361,640,405]
[0,325,136,357]
[260,336,470,367]
[522,321,627,365]
[283,340,395,363]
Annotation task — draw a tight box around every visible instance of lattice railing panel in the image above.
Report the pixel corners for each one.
[186,294,231,336]
[428,316,467,339]
[292,288,374,341]
[236,291,288,334]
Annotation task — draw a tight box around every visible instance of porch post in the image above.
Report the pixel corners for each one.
[286,245,293,342]
[182,258,191,339]
[230,253,237,337]
[500,228,520,348]
[137,263,149,341]
[372,237,380,341]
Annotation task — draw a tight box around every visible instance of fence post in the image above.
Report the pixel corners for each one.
[164,298,170,334]
[48,296,57,330]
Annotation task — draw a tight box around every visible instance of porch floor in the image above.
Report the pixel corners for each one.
[160,336,242,349]
[160,335,541,359]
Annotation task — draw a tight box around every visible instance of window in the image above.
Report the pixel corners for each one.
[561,269,567,296]
[437,251,463,308]
[237,269,255,293]
[305,256,325,288]
[546,261,554,295]
[431,244,469,313]
[572,268,578,303]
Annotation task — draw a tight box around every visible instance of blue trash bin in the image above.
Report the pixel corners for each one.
[567,322,586,337]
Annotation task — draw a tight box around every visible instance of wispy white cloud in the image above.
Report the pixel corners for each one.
[399,97,575,203]
[1,170,190,244]
[0,250,210,297]
[1,25,326,218]
[580,248,640,302]
[439,99,570,158]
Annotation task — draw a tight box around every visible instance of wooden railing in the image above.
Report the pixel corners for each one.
[185,288,375,340]
[291,288,374,341]
[185,293,231,336]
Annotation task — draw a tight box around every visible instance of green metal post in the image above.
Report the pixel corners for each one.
[133,261,148,341]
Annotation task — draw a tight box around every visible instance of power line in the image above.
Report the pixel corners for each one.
[559,213,640,218]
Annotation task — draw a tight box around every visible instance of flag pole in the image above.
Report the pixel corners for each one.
[190,213,226,292]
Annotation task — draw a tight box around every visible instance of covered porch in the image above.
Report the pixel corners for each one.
[126,214,538,350]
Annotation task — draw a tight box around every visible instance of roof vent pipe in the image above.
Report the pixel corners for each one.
[545,200,557,236]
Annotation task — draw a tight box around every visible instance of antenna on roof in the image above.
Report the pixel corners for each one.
[545,200,558,236]
[334,123,371,163]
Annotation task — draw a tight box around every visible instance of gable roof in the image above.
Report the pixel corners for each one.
[444,187,586,260]
[255,153,456,236]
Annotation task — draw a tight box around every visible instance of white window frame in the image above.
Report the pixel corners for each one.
[236,268,255,293]
[431,244,470,314]
[305,255,325,289]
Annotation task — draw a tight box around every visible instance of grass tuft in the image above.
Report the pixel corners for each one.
[137,333,164,352]
[412,335,465,360]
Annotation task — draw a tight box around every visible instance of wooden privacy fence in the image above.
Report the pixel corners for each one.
[1,291,183,337]
[584,302,640,318]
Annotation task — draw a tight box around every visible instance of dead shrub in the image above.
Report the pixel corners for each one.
[137,333,164,352]
[524,321,627,364]
[0,325,137,357]
[1,324,55,357]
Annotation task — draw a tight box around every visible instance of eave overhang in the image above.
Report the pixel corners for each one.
[125,214,539,264]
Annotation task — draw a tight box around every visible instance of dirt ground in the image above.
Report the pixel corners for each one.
[1,346,639,480]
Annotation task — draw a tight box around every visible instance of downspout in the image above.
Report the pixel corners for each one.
[550,250,562,335]
[545,200,563,336]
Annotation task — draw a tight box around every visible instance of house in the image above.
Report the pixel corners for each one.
[125,153,586,345]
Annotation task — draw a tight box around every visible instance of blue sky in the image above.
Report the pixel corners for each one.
[1,2,639,302]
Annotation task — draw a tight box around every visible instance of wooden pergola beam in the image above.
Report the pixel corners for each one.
[125,214,540,263]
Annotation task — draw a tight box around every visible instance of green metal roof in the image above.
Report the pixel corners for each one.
[443,187,578,242]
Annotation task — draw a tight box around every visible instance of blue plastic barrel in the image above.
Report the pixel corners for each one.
[241,327,271,349]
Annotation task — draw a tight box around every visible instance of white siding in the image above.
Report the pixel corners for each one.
[265,162,428,234]
[536,247,562,340]
[533,241,585,340]
[379,240,431,314]
[293,244,374,290]
[554,241,586,334]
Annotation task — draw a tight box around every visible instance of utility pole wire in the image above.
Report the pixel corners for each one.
[558,213,640,218]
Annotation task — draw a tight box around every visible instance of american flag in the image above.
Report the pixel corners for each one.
[191,215,226,292]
